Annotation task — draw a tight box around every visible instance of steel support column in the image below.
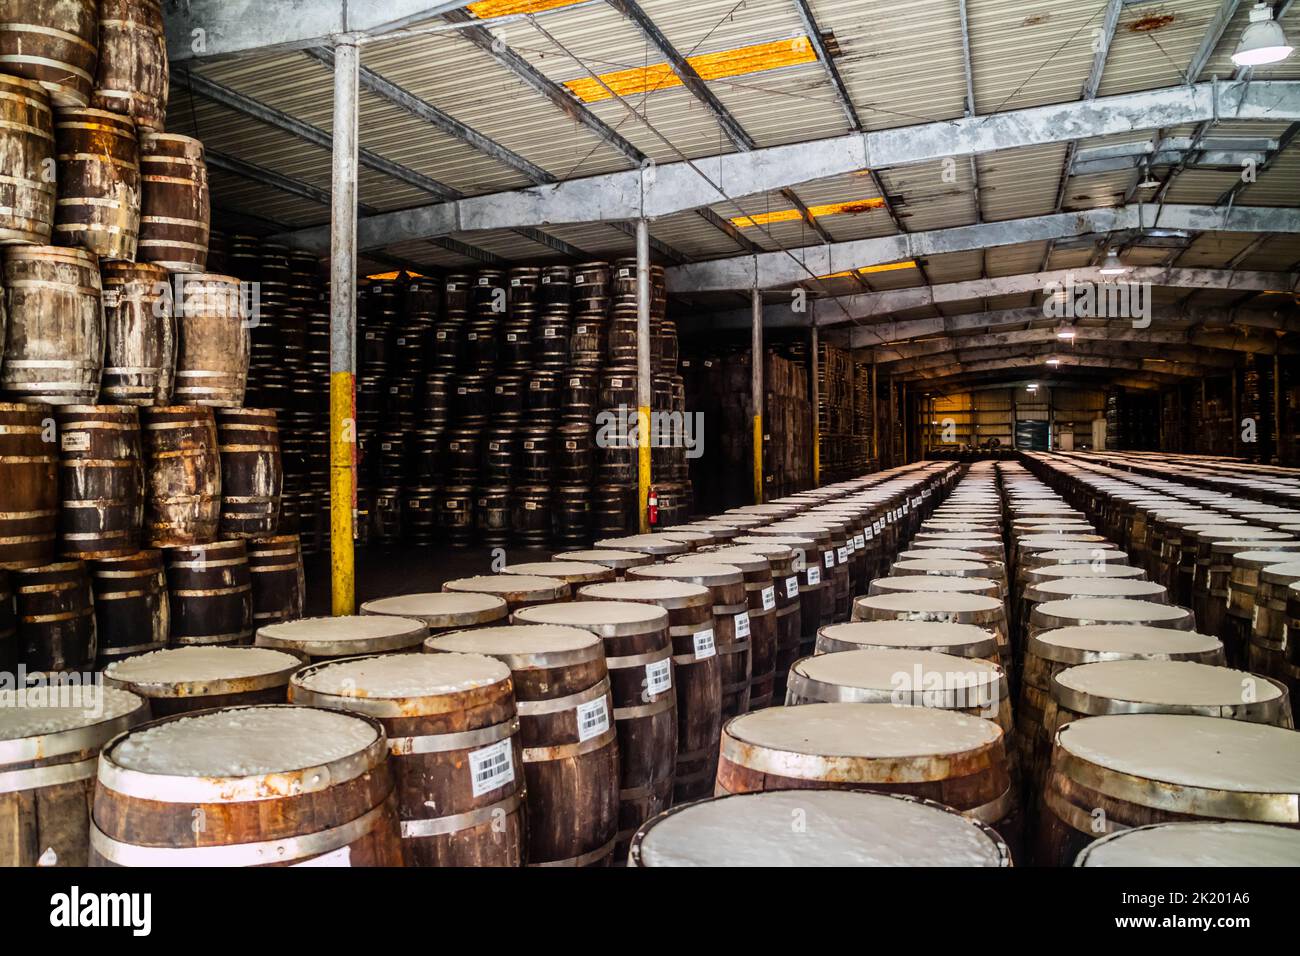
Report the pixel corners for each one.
[811,323,821,486]
[637,220,652,532]
[752,289,764,504]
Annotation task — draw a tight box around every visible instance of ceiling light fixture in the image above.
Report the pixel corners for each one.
[1046,357,1061,367]
[1232,3,1294,66]
[1098,249,1131,275]
[1138,162,1159,188]
[1057,324,1077,340]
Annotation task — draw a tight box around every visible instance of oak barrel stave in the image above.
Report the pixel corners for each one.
[55,405,144,559]
[0,74,55,245]
[163,539,252,647]
[52,107,140,260]
[0,402,59,570]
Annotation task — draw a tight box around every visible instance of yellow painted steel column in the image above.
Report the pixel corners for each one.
[810,322,820,486]
[328,36,360,616]
[636,219,652,532]
[751,288,763,504]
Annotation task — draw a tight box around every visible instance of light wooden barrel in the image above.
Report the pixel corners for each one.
[245,534,303,628]
[853,592,1010,667]
[139,405,221,546]
[629,789,1012,867]
[174,275,250,407]
[291,652,525,867]
[52,107,139,260]
[0,0,98,106]
[90,705,404,866]
[361,592,508,635]
[138,133,209,272]
[13,560,95,674]
[0,74,54,244]
[256,614,428,661]
[441,574,569,613]
[0,403,58,569]
[88,548,167,665]
[215,407,280,538]
[0,686,147,866]
[891,558,1007,595]
[425,625,620,867]
[577,579,721,804]
[0,245,102,404]
[54,405,143,559]
[92,0,169,131]
[103,645,300,717]
[815,620,1001,663]
[515,600,676,856]
[163,539,252,647]
[1074,821,1300,867]
[1250,562,1300,690]
[552,549,653,579]
[100,261,175,405]
[1039,714,1300,866]
[499,560,614,587]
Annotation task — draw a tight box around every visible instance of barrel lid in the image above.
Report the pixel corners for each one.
[360,591,507,627]
[916,531,1002,542]
[256,614,428,656]
[1234,549,1300,571]
[426,624,601,662]
[709,541,793,562]
[1026,578,1166,603]
[898,548,1003,565]
[1031,548,1128,563]
[792,647,1003,694]
[629,562,745,587]
[1194,526,1284,543]
[594,534,689,555]
[673,548,769,573]
[870,575,998,595]
[1054,660,1283,708]
[578,579,711,606]
[1055,714,1300,794]
[552,549,653,570]
[632,789,1010,868]
[103,646,301,697]
[1260,561,1300,585]
[498,561,613,584]
[0,687,144,743]
[1031,625,1223,664]
[853,592,1003,616]
[514,600,668,636]
[442,574,569,601]
[817,621,998,655]
[1032,598,1191,628]
[292,652,511,701]
[735,534,815,549]
[902,539,1002,554]
[1075,822,1300,867]
[656,527,715,543]
[891,559,993,575]
[1211,539,1300,557]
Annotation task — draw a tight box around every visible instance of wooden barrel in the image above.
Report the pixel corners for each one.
[0,246,102,404]
[1250,562,1300,689]
[1021,562,1144,584]
[163,540,252,647]
[425,625,620,867]
[868,574,1001,600]
[0,570,14,672]
[100,261,175,405]
[1039,714,1300,866]
[442,574,569,613]
[52,107,139,260]
[892,558,1006,595]
[499,561,614,588]
[1028,598,1193,640]
[1021,577,1169,649]
[709,540,801,701]
[88,548,167,665]
[577,579,721,804]
[215,407,280,538]
[55,405,143,559]
[256,614,427,661]
[781,520,850,619]
[1074,821,1300,867]
[552,548,653,579]
[627,562,751,720]
[0,686,147,866]
[13,560,95,674]
[138,133,209,272]
[0,403,58,570]
[174,275,250,407]
[629,789,1012,867]
[0,0,98,106]
[103,645,300,716]
[92,0,169,131]
[360,592,508,635]
[593,534,688,558]
[90,704,404,866]
[0,74,55,244]
[139,405,221,546]
[853,592,1010,667]
[515,600,676,856]
[290,652,525,867]
[816,620,1001,663]
[246,534,303,628]
[744,530,831,635]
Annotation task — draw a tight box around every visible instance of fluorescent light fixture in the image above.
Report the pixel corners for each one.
[1232,3,1294,66]
[1057,325,1077,340]
[1046,357,1061,366]
[1098,249,1130,275]
[1138,162,1159,188]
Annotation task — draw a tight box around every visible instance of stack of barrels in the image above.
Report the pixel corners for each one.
[0,1,304,681]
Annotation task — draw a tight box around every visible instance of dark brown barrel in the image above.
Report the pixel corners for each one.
[0,571,14,672]
[0,687,147,867]
[174,275,250,407]
[139,405,220,546]
[1,245,102,404]
[54,405,143,559]
[0,0,98,106]
[442,574,569,613]
[13,559,96,674]
[515,601,677,857]
[163,539,252,647]
[746,528,832,635]
[215,407,280,538]
[53,107,140,260]
[0,74,55,244]
[425,625,620,867]
[578,579,721,804]
[100,261,175,405]
[246,534,303,629]
[291,653,525,867]
[103,644,300,717]
[0,403,58,570]
[90,705,404,867]
[92,0,169,130]
[716,539,801,699]
[138,132,209,272]
[89,548,167,666]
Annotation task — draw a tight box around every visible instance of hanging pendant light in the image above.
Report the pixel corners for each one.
[1232,3,1294,66]
[1098,248,1130,275]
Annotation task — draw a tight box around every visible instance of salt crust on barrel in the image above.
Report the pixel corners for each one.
[1058,714,1300,792]
[259,615,424,645]
[730,702,998,757]
[819,621,993,648]
[1035,625,1220,655]
[0,687,142,739]
[430,623,599,655]
[517,601,665,627]
[1077,822,1300,867]
[793,647,1002,690]
[103,646,299,684]
[297,652,510,698]
[110,707,377,777]
[637,790,1005,867]
[1056,660,1283,705]
[361,592,506,622]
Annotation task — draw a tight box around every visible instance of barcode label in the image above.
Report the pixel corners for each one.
[618,268,632,277]
[575,274,586,283]
[734,612,751,638]
[436,331,447,339]
[761,586,776,611]
[576,697,610,741]
[446,283,459,291]
[511,278,521,286]
[693,629,716,659]
[479,277,491,285]
[570,377,582,386]
[523,441,535,450]
[60,431,90,452]
[645,659,672,696]
[576,326,588,335]
[785,576,799,598]
[854,533,865,549]
[845,539,856,554]
[864,529,874,541]
[824,551,835,568]
[610,378,623,387]
[806,566,821,586]
[837,547,848,563]
[507,333,518,342]
[468,738,515,797]
[873,520,883,533]
[542,276,552,284]
[467,332,478,341]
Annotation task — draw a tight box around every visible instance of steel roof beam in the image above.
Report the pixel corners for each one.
[1186,0,1248,82]
[872,326,1289,362]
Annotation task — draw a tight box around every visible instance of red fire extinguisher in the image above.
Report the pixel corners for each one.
[647,487,659,527]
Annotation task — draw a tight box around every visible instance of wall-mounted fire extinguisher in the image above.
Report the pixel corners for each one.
[647,486,659,527]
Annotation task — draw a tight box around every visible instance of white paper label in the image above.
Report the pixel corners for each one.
[837,546,849,564]
[824,551,835,568]
[60,431,90,452]
[806,566,821,586]
[645,659,672,696]
[734,612,751,638]
[854,533,866,549]
[845,539,856,554]
[864,529,874,541]
[576,697,610,742]
[693,629,716,659]
[468,738,515,797]
[873,520,883,533]
[293,846,352,867]
[761,586,776,611]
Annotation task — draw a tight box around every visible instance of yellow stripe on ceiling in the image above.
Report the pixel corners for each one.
[468,0,587,17]
[565,37,817,103]
[820,260,918,279]
[731,197,886,228]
